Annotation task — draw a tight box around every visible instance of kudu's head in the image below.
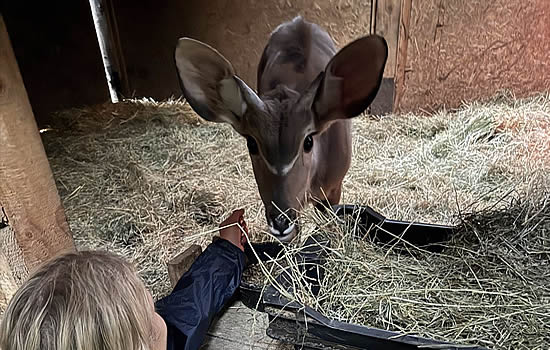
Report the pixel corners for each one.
[174,36,387,242]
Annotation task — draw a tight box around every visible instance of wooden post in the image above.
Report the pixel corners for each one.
[373,0,402,78]
[369,0,401,115]
[0,14,75,311]
[89,0,129,102]
[369,0,411,114]
[394,0,412,112]
[167,245,203,288]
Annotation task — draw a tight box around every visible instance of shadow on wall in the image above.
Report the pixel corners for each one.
[2,0,372,126]
[2,1,109,127]
[113,0,372,100]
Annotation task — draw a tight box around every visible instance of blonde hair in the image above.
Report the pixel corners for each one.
[0,250,155,350]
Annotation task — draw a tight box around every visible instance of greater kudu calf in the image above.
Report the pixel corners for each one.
[174,16,387,242]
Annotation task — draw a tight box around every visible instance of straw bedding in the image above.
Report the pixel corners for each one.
[41,93,550,348]
[260,186,549,349]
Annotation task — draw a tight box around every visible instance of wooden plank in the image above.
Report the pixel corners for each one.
[164,244,289,348]
[373,0,401,78]
[202,301,292,350]
[394,0,412,112]
[370,0,403,114]
[167,244,202,288]
[0,14,75,308]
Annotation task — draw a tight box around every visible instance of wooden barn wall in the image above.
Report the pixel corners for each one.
[398,0,550,113]
[2,0,373,127]
[3,1,548,125]
[112,0,372,100]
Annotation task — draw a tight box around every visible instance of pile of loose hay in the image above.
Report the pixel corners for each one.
[41,92,549,348]
[43,98,265,297]
[260,181,549,349]
[245,92,550,349]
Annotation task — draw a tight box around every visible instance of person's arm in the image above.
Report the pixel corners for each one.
[155,210,247,350]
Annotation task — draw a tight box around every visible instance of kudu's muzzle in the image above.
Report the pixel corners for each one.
[267,208,297,242]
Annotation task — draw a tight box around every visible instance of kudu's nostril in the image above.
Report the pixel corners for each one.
[269,212,296,237]
[273,215,290,232]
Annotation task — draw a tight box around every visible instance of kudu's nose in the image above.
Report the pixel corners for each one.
[268,210,297,241]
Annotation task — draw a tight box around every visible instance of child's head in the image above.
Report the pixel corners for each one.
[0,250,166,350]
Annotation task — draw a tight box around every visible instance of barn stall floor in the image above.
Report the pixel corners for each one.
[40,93,550,348]
[202,302,291,350]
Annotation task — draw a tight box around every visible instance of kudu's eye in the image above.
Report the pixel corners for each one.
[303,135,314,153]
[246,136,259,155]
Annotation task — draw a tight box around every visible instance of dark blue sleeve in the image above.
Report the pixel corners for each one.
[155,238,245,350]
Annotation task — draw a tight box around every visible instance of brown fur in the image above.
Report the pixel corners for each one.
[174,16,387,241]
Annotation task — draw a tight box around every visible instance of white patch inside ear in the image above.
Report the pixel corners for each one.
[177,60,208,105]
[219,78,247,117]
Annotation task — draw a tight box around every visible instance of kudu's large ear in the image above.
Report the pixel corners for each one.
[174,38,261,131]
[313,35,387,127]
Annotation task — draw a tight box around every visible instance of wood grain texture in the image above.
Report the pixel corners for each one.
[394,0,412,111]
[0,14,75,286]
[0,226,27,313]
[167,244,202,288]
[112,0,372,96]
[373,0,402,77]
[400,0,550,113]
[202,301,291,350]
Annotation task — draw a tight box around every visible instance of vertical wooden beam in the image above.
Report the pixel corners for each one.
[373,0,402,78]
[370,0,401,115]
[394,0,412,112]
[370,0,411,114]
[0,14,75,310]
[89,0,129,102]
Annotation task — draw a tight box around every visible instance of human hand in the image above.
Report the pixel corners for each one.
[219,209,248,252]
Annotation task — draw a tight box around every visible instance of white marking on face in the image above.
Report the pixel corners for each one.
[262,153,300,176]
[283,223,295,235]
[264,161,279,176]
[269,224,280,235]
[268,223,296,237]
[279,154,300,175]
